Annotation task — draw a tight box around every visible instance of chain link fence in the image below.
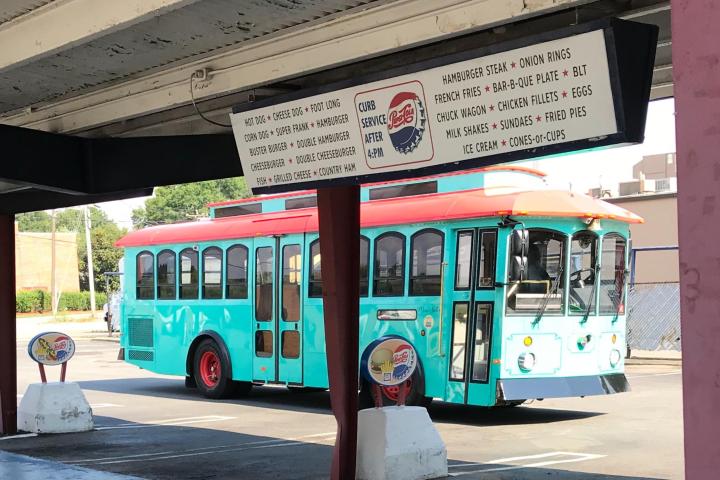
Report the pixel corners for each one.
[627,282,681,352]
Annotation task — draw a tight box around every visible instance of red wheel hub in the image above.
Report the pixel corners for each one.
[199,351,220,388]
[381,379,412,402]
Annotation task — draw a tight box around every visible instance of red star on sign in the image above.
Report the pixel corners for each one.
[536,115,542,122]
[511,61,516,69]
[290,142,294,147]
[562,90,568,98]
[311,122,315,127]
[489,104,495,112]
[270,130,274,135]
[313,171,318,176]
[485,85,491,92]
[288,158,293,163]
[305,107,309,112]
[501,139,507,146]
[268,177,273,183]
[492,123,498,129]
[563,69,569,77]
[267,115,271,121]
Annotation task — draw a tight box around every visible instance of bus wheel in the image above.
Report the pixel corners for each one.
[193,339,235,399]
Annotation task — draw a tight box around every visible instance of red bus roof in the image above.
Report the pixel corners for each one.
[117,187,643,248]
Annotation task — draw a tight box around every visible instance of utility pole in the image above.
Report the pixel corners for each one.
[84,206,96,315]
[50,210,58,316]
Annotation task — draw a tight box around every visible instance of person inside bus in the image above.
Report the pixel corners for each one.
[524,243,551,293]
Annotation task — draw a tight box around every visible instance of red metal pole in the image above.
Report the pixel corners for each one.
[672,1,720,478]
[317,185,360,480]
[0,214,17,435]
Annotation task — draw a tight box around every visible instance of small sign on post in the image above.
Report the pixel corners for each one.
[27,332,76,383]
[361,335,418,407]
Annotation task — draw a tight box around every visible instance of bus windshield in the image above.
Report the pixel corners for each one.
[507,229,566,315]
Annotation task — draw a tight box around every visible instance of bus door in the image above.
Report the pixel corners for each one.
[252,235,304,385]
[277,236,304,384]
[446,228,497,404]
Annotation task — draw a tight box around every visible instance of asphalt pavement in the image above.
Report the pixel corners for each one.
[4,319,684,479]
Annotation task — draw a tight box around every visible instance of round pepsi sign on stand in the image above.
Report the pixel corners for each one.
[27,332,76,382]
[361,335,418,406]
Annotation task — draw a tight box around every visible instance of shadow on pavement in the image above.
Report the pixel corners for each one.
[77,377,603,426]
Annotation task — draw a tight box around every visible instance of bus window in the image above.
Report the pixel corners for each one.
[308,237,370,298]
[282,245,301,321]
[282,331,300,359]
[226,245,248,299]
[255,330,273,357]
[308,240,322,298]
[569,232,598,315]
[202,247,223,299]
[450,303,469,381]
[455,231,473,290]
[599,234,627,314]
[374,233,406,296]
[478,232,497,288]
[471,303,492,382]
[179,249,199,299]
[410,229,443,295]
[506,230,565,314]
[360,236,369,297]
[136,251,154,300]
[157,250,176,300]
[256,247,273,321]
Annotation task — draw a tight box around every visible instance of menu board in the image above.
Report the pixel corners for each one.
[231,29,618,192]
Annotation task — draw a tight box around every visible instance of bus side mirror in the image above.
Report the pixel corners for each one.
[510,229,529,257]
[509,255,527,282]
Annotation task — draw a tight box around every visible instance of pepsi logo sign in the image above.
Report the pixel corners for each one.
[360,335,418,386]
[27,332,76,366]
[387,92,426,154]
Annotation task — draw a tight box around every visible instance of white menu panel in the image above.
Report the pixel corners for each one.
[231,29,617,191]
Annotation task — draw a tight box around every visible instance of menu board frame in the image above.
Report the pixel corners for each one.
[231,18,658,194]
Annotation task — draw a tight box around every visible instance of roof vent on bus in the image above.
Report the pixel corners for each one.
[214,202,263,218]
[368,180,438,200]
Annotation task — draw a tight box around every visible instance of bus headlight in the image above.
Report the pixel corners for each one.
[609,349,622,367]
[518,352,536,372]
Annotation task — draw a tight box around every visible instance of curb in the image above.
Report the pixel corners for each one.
[626,357,682,366]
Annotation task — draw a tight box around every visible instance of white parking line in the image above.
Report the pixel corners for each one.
[90,403,123,409]
[449,452,606,477]
[627,370,682,379]
[0,433,38,441]
[94,415,236,431]
[73,431,337,465]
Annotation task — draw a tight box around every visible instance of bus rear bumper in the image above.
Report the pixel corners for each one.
[496,373,630,402]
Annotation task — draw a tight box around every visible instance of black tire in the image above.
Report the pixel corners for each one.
[193,339,236,399]
[234,381,254,396]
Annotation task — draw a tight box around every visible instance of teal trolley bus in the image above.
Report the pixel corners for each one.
[116,166,640,407]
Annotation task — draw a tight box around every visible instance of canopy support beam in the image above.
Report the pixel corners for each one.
[0,214,17,435]
[317,185,360,480]
[673,0,720,477]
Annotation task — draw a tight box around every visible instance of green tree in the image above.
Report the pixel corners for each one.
[132,177,251,228]
[77,221,127,293]
[56,206,113,232]
[16,211,52,232]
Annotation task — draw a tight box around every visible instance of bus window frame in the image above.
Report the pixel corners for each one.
[136,250,155,300]
[255,246,274,322]
[373,231,407,297]
[179,248,199,300]
[156,249,176,300]
[505,228,568,317]
[202,246,224,300]
[476,230,498,291]
[409,228,444,297]
[568,230,599,316]
[454,230,474,291]
[307,236,370,298]
[281,243,302,322]
[599,232,628,315]
[226,244,249,299]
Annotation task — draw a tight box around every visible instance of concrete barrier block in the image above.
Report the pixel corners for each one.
[18,382,94,434]
[357,406,447,480]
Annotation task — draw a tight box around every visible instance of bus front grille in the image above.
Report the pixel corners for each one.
[128,350,154,362]
[128,317,154,348]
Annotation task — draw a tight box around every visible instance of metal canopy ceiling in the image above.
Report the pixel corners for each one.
[0,0,54,25]
[0,0,377,114]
